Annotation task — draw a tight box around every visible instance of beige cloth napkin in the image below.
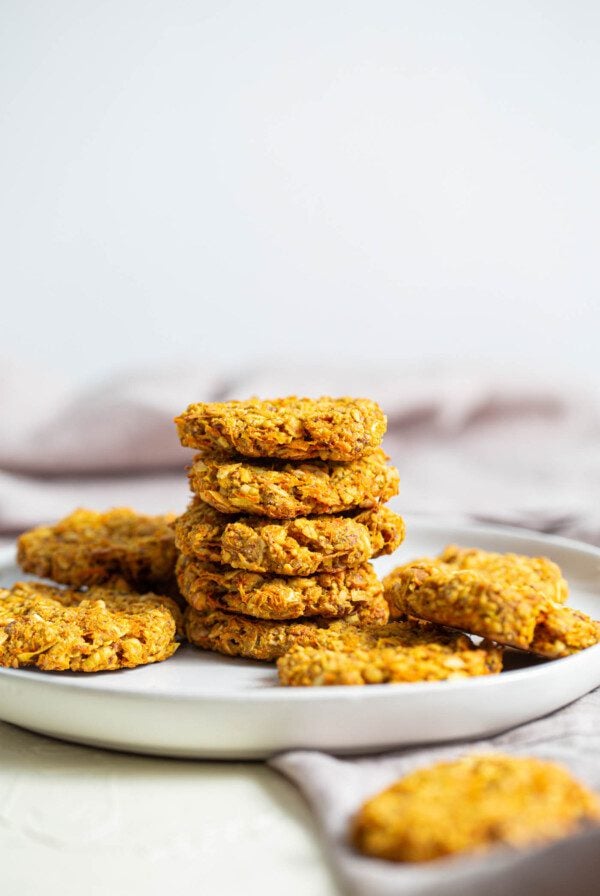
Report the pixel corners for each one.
[271,689,600,896]
[1,358,599,542]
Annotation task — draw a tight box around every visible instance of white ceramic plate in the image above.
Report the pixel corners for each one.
[0,518,599,759]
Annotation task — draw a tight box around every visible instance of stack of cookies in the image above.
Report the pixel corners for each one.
[9,396,600,685]
[173,397,405,661]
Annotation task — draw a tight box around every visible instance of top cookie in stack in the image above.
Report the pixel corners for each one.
[173,397,404,660]
[175,396,387,461]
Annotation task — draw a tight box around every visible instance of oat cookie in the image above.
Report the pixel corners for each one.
[3,580,184,635]
[175,396,386,461]
[439,545,568,604]
[175,500,405,575]
[173,500,225,564]
[176,554,384,620]
[277,620,502,686]
[17,508,177,593]
[383,548,599,658]
[188,449,399,519]
[352,754,600,862]
[0,582,180,672]
[184,602,389,661]
[529,602,600,658]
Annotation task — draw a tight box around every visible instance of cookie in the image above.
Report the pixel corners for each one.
[383,547,598,658]
[175,396,386,461]
[175,500,404,575]
[3,580,184,635]
[438,545,568,604]
[0,582,180,672]
[277,620,502,685]
[188,449,399,519]
[17,507,177,593]
[530,602,600,658]
[352,754,600,861]
[176,554,385,620]
[184,602,389,661]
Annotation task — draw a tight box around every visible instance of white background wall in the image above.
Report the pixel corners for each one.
[1,0,599,384]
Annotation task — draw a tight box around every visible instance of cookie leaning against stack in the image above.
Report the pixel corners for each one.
[174,397,405,660]
[383,545,600,659]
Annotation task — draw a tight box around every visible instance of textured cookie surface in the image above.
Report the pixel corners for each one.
[530,603,600,658]
[277,620,502,686]
[352,754,600,861]
[188,449,399,519]
[438,545,568,604]
[177,554,384,620]
[185,604,389,661]
[17,508,177,592]
[0,582,180,672]
[383,546,597,658]
[175,500,404,575]
[175,396,386,460]
[3,580,184,635]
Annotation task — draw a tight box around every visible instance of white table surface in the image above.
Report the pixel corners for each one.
[0,721,340,896]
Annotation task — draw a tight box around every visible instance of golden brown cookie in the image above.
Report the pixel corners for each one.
[0,582,180,672]
[529,603,600,658]
[351,754,600,861]
[175,396,386,461]
[184,602,389,661]
[277,620,502,685]
[174,500,405,575]
[176,554,385,620]
[17,508,178,593]
[188,449,399,519]
[383,548,599,658]
[439,545,568,604]
[3,580,184,636]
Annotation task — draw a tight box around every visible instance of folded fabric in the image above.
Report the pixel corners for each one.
[1,359,599,544]
[271,688,600,896]
[0,469,189,534]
